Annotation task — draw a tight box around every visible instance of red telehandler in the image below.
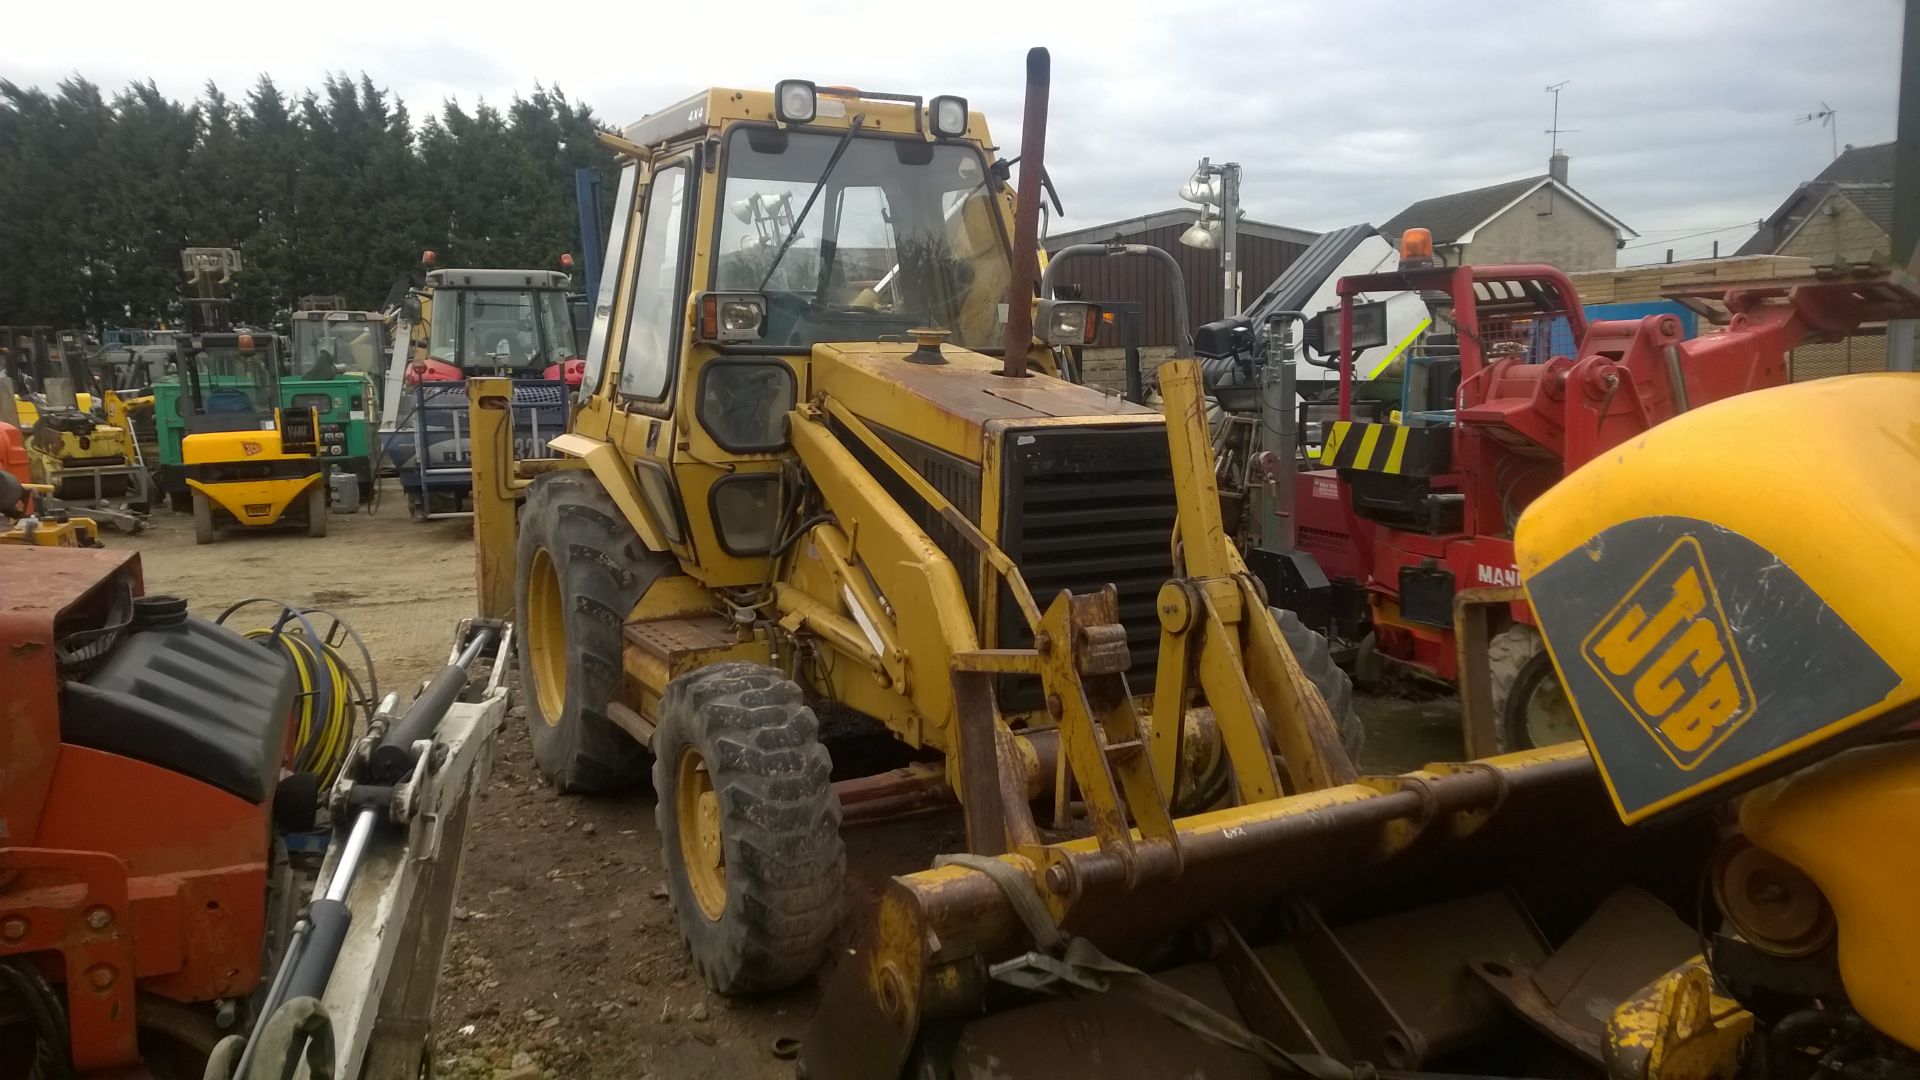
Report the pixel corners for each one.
[1296,230,1920,753]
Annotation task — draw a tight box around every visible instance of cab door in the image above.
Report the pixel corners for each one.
[597,150,699,565]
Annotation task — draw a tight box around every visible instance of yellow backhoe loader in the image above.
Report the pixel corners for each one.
[468,49,1904,1080]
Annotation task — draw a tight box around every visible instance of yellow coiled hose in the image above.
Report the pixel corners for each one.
[218,600,378,791]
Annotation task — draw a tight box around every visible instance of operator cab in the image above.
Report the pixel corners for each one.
[291,310,387,383]
[180,334,285,433]
[414,267,580,385]
[1319,230,1588,535]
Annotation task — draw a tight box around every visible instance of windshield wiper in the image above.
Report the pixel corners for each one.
[758,114,866,292]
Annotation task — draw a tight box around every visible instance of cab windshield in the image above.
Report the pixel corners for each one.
[714,127,1013,351]
[186,340,280,422]
[292,318,387,380]
[428,288,577,372]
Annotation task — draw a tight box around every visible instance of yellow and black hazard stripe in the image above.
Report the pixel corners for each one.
[1319,420,1451,476]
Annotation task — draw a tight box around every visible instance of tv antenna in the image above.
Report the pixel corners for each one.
[1544,81,1579,156]
[1795,102,1839,160]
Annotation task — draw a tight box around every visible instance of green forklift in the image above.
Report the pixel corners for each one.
[287,308,386,499]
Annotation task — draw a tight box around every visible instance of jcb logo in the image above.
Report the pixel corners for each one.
[241,441,263,456]
[1580,537,1754,770]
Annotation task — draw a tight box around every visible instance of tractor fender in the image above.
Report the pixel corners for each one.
[547,432,671,552]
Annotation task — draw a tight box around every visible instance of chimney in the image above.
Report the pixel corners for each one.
[1549,150,1569,185]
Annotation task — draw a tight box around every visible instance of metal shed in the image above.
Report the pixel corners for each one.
[1044,209,1318,348]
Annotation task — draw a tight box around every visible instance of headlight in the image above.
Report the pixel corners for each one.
[929,95,968,138]
[696,292,767,344]
[1035,300,1102,347]
[774,80,816,124]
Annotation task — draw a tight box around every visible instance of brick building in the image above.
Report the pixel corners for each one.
[1736,142,1898,378]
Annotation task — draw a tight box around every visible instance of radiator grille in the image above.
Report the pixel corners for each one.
[996,424,1177,704]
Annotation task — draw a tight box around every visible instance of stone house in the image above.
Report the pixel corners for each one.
[1378,152,1636,271]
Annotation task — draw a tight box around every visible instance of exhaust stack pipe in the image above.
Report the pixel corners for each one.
[999,46,1051,378]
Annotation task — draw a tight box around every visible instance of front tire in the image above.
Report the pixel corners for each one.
[191,491,217,545]
[654,663,844,995]
[306,484,328,538]
[1487,624,1578,752]
[1273,607,1363,757]
[514,471,663,792]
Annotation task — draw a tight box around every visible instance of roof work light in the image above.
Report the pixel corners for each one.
[775,80,817,124]
[929,95,969,138]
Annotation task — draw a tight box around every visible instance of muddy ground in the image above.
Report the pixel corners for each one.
[120,491,1463,1080]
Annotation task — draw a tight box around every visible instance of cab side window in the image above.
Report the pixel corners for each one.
[579,163,638,395]
[617,164,690,402]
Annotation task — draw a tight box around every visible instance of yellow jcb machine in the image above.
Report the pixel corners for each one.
[174,248,331,544]
[0,414,100,547]
[2,325,150,530]
[175,329,330,543]
[470,50,1841,1079]
[1513,370,1920,1080]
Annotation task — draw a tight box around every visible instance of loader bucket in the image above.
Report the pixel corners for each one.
[804,745,1718,1079]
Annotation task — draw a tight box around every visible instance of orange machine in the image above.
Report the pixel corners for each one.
[0,548,301,1073]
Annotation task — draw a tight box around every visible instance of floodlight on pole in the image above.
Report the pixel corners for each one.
[1174,158,1243,314]
[1179,218,1218,250]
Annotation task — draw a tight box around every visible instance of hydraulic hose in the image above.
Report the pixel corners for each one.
[0,957,72,1079]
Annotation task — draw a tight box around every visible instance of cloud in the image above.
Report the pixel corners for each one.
[3,0,1903,261]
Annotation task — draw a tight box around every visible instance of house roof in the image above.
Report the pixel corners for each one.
[1379,176,1542,245]
[1735,142,1895,255]
[1379,174,1636,247]
[1045,207,1319,250]
[1815,141,1896,185]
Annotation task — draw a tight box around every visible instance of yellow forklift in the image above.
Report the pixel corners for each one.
[172,248,330,544]
[176,329,329,543]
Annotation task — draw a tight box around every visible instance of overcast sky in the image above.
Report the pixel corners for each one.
[5,0,1904,263]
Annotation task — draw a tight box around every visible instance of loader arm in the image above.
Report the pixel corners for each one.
[777,362,1357,861]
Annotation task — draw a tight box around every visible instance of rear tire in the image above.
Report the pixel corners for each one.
[306,484,328,538]
[514,471,663,792]
[653,662,844,995]
[191,491,216,545]
[1273,607,1363,758]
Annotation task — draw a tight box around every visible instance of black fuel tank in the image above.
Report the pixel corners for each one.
[60,595,294,803]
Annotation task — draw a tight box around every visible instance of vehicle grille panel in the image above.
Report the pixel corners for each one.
[996,424,1176,707]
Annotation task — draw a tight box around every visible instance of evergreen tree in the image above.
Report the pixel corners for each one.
[0,71,617,329]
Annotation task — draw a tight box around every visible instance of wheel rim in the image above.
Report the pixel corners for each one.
[1521,666,1581,747]
[675,746,727,921]
[526,547,567,726]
